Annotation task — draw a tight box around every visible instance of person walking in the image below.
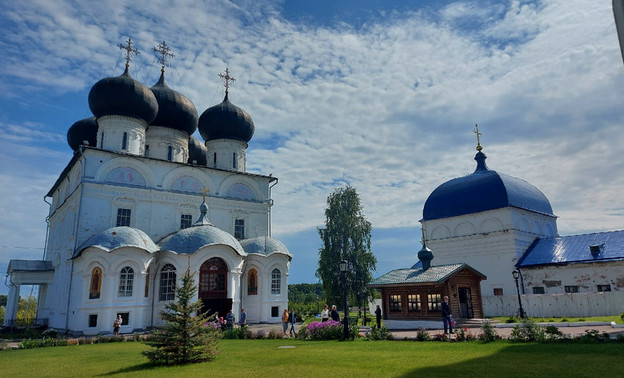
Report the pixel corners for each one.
[282,308,289,335]
[239,308,247,326]
[113,314,122,335]
[330,305,340,322]
[441,295,454,334]
[288,308,296,337]
[321,305,329,322]
[225,309,235,330]
[375,305,382,328]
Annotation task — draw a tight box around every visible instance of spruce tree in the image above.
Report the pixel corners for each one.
[143,268,220,365]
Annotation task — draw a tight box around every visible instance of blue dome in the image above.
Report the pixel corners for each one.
[150,71,198,135]
[74,226,158,258]
[198,93,254,143]
[88,67,158,123]
[158,225,246,256]
[240,236,292,258]
[67,116,98,151]
[422,151,554,221]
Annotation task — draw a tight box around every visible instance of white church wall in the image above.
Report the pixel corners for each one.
[97,115,147,155]
[521,261,624,294]
[242,254,290,323]
[144,126,188,163]
[483,292,624,317]
[205,139,247,172]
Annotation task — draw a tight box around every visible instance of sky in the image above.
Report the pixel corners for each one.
[1,0,623,296]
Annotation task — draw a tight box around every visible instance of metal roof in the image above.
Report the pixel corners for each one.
[158,224,246,256]
[240,236,292,258]
[422,151,554,221]
[8,259,54,273]
[517,230,624,267]
[369,263,486,287]
[74,226,158,258]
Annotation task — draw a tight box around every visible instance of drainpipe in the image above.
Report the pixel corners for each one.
[268,177,278,237]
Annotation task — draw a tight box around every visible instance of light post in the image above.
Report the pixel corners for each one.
[512,269,526,318]
[339,259,349,340]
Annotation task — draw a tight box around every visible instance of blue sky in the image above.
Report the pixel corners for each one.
[1,0,624,296]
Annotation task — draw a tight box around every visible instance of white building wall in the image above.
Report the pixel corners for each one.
[521,261,624,294]
[483,292,624,317]
[96,115,147,155]
[144,126,189,163]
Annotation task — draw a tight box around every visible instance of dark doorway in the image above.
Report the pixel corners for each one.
[199,257,230,317]
[458,287,474,318]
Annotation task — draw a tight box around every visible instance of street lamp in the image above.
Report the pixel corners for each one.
[339,259,349,340]
[512,269,526,318]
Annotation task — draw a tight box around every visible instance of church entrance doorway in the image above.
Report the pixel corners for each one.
[199,257,232,317]
[458,287,474,318]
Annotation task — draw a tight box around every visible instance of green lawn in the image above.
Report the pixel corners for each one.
[1,339,623,377]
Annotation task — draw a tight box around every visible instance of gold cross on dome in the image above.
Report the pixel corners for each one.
[118,38,140,69]
[474,124,483,151]
[201,186,209,201]
[153,41,175,72]
[218,68,236,96]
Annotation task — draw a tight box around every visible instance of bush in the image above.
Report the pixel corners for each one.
[366,325,393,341]
[18,338,68,349]
[415,327,430,342]
[479,320,498,343]
[456,327,476,341]
[508,319,545,342]
[620,312,624,322]
[573,329,610,343]
[505,316,519,323]
[544,325,564,341]
[299,321,345,341]
[42,329,58,339]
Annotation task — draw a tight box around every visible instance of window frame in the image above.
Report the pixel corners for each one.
[564,285,579,293]
[427,293,441,311]
[180,214,192,229]
[116,208,131,227]
[389,294,402,312]
[159,264,177,301]
[532,286,545,294]
[118,266,134,297]
[234,219,245,239]
[271,268,281,295]
[408,294,421,311]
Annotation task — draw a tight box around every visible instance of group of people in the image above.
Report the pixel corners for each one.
[320,304,341,322]
[282,308,297,337]
[213,308,248,330]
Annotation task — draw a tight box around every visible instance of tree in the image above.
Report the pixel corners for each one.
[143,268,220,365]
[316,186,377,310]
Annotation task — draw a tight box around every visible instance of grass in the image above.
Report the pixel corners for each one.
[491,315,623,324]
[1,339,623,377]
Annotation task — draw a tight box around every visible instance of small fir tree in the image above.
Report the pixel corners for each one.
[143,268,220,365]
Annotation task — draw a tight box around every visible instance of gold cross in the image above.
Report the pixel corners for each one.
[153,41,175,72]
[118,38,140,69]
[218,68,236,96]
[474,124,483,151]
[201,186,209,201]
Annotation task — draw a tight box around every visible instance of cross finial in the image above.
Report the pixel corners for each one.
[218,68,236,96]
[153,41,175,73]
[474,124,483,151]
[201,186,209,201]
[118,38,140,69]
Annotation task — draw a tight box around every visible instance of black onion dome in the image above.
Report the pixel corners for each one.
[88,67,158,123]
[150,72,198,135]
[198,93,254,143]
[188,135,207,165]
[67,116,98,151]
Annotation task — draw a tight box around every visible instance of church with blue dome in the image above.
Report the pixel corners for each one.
[3,40,292,334]
[371,127,623,323]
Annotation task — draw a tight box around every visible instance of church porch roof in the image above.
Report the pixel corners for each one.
[368,263,486,287]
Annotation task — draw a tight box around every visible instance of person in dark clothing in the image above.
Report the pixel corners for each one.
[375,305,382,328]
[441,295,453,334]
[330,305,340,322]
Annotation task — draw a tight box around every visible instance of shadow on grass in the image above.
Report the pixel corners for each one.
[398,342,624,378]
[97,362,161,376]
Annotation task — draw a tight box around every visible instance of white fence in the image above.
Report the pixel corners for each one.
[483,292,624,318]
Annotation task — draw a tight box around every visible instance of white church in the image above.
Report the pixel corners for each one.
[4,40,292,335]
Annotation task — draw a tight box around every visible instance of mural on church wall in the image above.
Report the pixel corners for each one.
[225,183,255,200]
[89,267,102,299]
[105,167,146,186]
[171,175,203,193]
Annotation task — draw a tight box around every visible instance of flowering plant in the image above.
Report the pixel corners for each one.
[299,321,344,341]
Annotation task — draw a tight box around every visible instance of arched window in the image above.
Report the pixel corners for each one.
[247,269,258,295]
[167,146,173,161]
[121,132,128,150]
[159,264,176,301]
[118,266,134,297]
[271,268,281,295]
[89,267,102,299]
[199,258,228,299]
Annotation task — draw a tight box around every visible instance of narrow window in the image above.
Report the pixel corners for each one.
[271,306,279,318]
[247,269,258,295]
[232,152,237,169]
[116,208,131,227]
[597,284,611,292]
[564,285,579,293]
[159,264,176,301]
[427,294,441,311]
[121,132,128,150]
[145,145,150,157]
[532,287,545,294]
[180,214,192,229]
[144,267,150,297]
[213,152,217,167]
[100,132,104,148]
[389,294,402,312]
[493,288,503,296]
[167,146,173,161]
[234,219,245,239]
[89,267,102,299]
[408,294,421,311]
[271,268,281,294]
[88,314,98,327]
[118,266,134,297]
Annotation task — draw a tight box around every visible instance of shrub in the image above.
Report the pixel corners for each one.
[299,321,345,341]
[456,327,476,341]
[508,319,545,342]
[573,329,610,343]
[479,320,498,343]
[18,338,68,349]
[544,325,564,341]
[366,325,393,341]
[620,312,624,322]
[505,316,519,324]
[415,327,430,341]
[254,330,266,339]
[42,329,58,339]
